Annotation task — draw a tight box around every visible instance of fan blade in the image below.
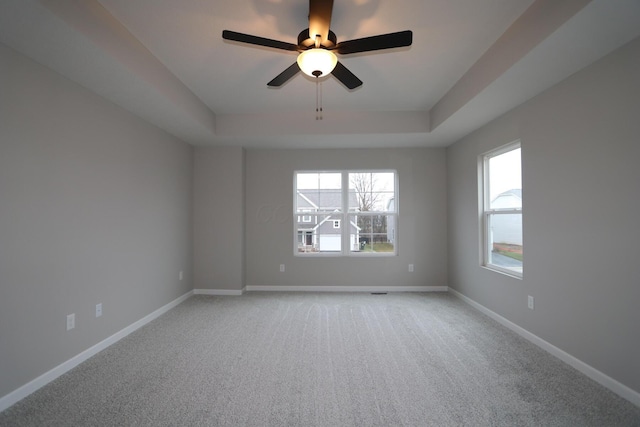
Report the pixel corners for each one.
[331,61,362,90]
[334,30,412,55]
[308,0,333,46]
[267,63,301,87]
[223,30,299,52]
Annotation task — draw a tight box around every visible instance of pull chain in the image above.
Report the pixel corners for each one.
[319,79,323,120]
[315,77,323,120]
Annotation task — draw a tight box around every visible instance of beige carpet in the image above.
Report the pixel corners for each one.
[1,292,639,426]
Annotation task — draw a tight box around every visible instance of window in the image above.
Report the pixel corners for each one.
[481,142,523,277]
[299,211,312,223]
[295,171,397,255]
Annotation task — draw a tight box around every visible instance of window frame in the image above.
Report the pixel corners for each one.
[480,141,523,279]
[294,170,398,257]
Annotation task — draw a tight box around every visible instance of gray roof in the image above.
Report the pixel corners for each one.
[498,188,522,199]
[297,189,357,210]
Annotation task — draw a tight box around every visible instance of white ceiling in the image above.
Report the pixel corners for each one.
[1,0,640,148]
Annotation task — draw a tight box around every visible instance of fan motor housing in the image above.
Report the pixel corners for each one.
[298,29,337,49]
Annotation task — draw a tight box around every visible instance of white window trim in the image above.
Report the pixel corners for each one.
[294,170,398,257]
[480,141,523,279]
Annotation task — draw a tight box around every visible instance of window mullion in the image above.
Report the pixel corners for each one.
[342,171,349,254]
[487,208,522,215]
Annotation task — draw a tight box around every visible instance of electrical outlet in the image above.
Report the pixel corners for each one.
[66,313,75,331]
[408,264,414,272]
[179,270,183,281]
[96,303,102,318]
[528,295,534,310]
[280,264,285,272]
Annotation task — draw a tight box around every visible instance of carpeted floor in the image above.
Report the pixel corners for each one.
[1,292,639,426]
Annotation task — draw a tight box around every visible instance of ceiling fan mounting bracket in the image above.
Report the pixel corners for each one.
[298,29,337,49]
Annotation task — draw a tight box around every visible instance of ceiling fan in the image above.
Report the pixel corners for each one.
[222,0,412,90]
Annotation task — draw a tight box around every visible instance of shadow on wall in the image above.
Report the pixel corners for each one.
[252,0,381,40]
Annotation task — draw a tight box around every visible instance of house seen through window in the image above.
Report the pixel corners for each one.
[295,171,397,255]
[481,142,523,277]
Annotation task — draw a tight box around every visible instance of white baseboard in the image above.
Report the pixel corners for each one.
[193,288,245,296]
[0,290,194,413]
[448,288,640,408]
[245,285,448,293]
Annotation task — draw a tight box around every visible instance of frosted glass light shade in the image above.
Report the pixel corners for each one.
[297,48,338,78]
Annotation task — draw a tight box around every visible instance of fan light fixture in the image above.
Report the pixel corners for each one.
[297,48,337,78]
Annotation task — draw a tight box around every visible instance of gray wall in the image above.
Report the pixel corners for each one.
[193,147,244,291]
[3,25,639,406]
[245,148,447,288]
[0,43,193,398]
[447,37,640,393]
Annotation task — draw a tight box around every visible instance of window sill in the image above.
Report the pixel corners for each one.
[295,252,397,258]
[481,264,523,280]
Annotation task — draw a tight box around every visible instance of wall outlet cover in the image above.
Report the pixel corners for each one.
[66,313,75,331]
